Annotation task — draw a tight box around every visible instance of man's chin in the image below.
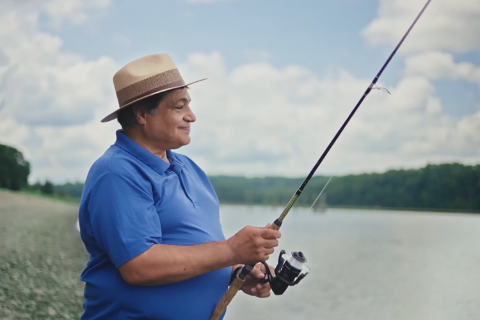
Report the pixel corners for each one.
[172,137,191,149]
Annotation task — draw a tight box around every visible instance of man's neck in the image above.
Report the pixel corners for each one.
[122,129,170,164]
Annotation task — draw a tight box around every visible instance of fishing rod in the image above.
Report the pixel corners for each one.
[210,1,432,319]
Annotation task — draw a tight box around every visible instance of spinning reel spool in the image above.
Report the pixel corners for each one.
[260,249,310,295]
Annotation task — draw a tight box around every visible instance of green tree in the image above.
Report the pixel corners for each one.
[40,180,54,195]
[0,144,30,191]
[57,188,68,198]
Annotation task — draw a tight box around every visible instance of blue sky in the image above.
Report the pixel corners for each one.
[0,0,479,182]
[54,0,402,84]
[56,1,379,64]
[51,0,479,118]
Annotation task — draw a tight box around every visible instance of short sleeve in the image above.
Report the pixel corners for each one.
[88,172,162,267]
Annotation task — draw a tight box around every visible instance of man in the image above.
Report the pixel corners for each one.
[78,54,281,320]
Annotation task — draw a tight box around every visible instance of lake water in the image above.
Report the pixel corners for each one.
[219,205,480,320]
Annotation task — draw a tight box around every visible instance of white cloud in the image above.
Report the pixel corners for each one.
[179,52,480,177]
[43,0,111,25]
[0,7,117,127]
[0,0,118,182]
[405,51,480,86]
[3,47,479,181]
[357,0,480,175]
[362,0,480,53]
[0,0,478,183]
[0,0,111,27]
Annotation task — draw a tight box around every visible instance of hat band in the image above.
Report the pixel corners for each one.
[120,79,186,107]
[116,68,185,107]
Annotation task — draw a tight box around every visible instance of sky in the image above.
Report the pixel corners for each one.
[0,0,479,183]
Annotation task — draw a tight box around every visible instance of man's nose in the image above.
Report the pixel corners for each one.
[185,107,196,123]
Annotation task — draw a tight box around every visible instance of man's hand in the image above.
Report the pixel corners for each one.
[240,263,275,298]
[226,224,281,265]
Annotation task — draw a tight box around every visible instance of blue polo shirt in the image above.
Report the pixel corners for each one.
[78,130,230,320]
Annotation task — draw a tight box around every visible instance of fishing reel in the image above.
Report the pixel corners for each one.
[260,249,310,295]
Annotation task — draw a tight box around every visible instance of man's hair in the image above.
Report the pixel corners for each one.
[117,90,170,130]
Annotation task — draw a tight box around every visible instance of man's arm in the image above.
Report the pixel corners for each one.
[119,226,280,286]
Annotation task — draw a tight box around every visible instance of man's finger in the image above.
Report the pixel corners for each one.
[264,247,275,255]
[260,228,281,239]
[262,239,279,249]
[249,264,265,279]
[257,291,271,298]
[269,264,276,276]
[257,283,271,292]
[257,263,266,274]
[256,285,271,298]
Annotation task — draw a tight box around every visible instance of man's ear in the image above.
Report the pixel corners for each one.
[133,107,147,125]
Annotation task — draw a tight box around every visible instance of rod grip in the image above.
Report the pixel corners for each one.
[270,223,280,231]
[270,218,282,231]
[209,275,245,320]
[210,219,281,320]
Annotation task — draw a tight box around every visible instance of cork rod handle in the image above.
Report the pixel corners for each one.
[209,275,245,320]
[209,221,281,320]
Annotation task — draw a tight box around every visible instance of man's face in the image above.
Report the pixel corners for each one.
[141,88,196,150]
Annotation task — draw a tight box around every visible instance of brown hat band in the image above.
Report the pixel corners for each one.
[116,69,185,107]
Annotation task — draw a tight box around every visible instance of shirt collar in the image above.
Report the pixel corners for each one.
[114,130,183,175]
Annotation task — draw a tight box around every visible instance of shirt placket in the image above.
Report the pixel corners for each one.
[169,163,196,207]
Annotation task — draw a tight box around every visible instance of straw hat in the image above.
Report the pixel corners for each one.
[101,54,205,123]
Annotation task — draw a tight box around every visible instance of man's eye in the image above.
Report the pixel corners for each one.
[175,106,184,110]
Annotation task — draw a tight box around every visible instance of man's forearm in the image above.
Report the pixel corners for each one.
[118,224,281,286]
[119,241,237,286]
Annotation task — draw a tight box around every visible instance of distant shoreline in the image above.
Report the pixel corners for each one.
[10,189,479,215]
[217,201,480,215]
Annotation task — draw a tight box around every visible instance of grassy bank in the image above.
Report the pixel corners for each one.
[18,189,81,205]
[0,190,87,320]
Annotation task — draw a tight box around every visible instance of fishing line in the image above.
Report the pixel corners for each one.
[309,176,332,210]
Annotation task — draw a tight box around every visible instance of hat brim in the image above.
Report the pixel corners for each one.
[101,78,206,123]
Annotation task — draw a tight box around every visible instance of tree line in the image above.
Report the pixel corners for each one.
[1,143,479,212]
[45,163,480,213]
[209,164,480,212]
